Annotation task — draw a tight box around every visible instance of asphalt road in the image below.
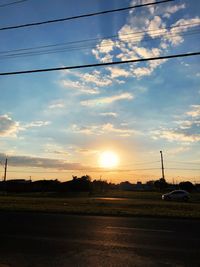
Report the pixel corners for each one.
[0,212,199,267]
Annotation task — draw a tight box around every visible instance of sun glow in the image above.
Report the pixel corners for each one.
[99,151,119,169]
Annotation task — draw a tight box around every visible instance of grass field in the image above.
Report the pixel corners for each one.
[0,191,200,219]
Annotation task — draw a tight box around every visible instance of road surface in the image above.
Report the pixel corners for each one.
[0,212,199,267]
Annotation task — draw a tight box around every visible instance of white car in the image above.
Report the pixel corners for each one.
[162,190,190,201]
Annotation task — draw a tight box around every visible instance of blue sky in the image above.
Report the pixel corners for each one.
[0,0,199,183]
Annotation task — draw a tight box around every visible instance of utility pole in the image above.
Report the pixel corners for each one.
[3,158,8,182]
[160,151,165,180]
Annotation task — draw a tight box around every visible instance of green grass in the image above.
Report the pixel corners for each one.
[0,191,200,218]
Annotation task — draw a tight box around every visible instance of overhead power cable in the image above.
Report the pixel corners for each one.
[0,0,174,31]
[1,25,199,60]
[0,51,199,76]
[1,21,198,56]
[1,29,199,60]
[166,168,200,171]
[7,168,161,173]
[123,161,160,166]
[166,161,200,165]
[0,0,28,8]
[6,167,200,173]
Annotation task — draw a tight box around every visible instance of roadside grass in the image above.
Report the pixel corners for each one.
[0,191,200,218]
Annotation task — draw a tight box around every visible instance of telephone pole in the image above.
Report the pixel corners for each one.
[3,158,8,182]
[160,151,165,180]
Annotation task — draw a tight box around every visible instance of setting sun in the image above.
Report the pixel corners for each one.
[99,151,119,169]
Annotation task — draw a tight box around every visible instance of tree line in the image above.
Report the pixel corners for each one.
[0,175,198,194]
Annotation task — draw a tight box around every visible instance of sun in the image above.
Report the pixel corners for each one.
[99,151,119,169]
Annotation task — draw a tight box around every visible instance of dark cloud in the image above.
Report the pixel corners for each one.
[0,115,19,136]
[0,153,91,170]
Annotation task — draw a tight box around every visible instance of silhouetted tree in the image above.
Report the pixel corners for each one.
[119,181,133,191]
[179,181,196,192]
[154,178,168,191]
[91,179,110,193]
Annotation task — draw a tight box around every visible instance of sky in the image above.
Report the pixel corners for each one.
[0,0,200,183]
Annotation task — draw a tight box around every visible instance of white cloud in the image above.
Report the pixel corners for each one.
[91,19,165,78]
[118,24,144,43]
[130,1,185,18]
[44,143,69,157]
[60,79,99,95]
[24,121,51,128]
[163,17,200,46]
[132,66,153,77]
[172,17,200,28]
[92,39,114,63]
[166,146,190,156]
[81,93,134,107]
[92,50,113,63]
[129,0,155,22]
[71,123,136,137]
[48,100,65,109]
[152,129,200,143]
[60,79,81,89]
[163,3,186,18]
[107,66,130,79]
[186,105,200,118]
[116,46,138,61]
[71,124,98,135]
[89,0,199,81]
[117,45,165,78]
[175,120,200,130]
[96,39,114,53]
[58,4,199,94]
[101,123,136,136]
[152,105,200,144]
[75,148,99,155]
[59,69,116,96]
[100,112,118,117]
[148,15,164,32]
[0,115,19,137]
[81,70,112,87]
[144,15,168,42]
[0,115,51,137]
[134,47,161,58]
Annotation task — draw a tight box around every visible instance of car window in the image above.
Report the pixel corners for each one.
[172,191,182,195]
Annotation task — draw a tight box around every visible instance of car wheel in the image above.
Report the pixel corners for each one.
[183,196,189,202]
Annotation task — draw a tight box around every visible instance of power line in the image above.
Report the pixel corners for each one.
[2,32,199,60]
[166,161,200,165]
[0,0,28,8]
[0,51,199,76]
[7,168,161,173]
[3,31,199,59]
[6,167,200,173]
[1,21,198,56]
[0,0,174,31]
[166,168,200,171]
[1,28,199,60]
[124,161,160,166]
